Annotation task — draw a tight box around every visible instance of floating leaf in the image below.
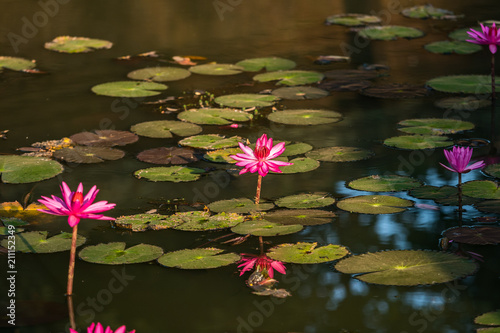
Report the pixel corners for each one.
[231,220,303,237]
[158,248,240,269]
[334,250,477,286]
[70,130,138,147]
[397,118,475,135]
[424,41,482,54]
[324,69,381,81]
[434,96,491,111]
[179,134,243,150]
[318,79,372,92]
[44,36,112,53]
[325,13,381,26]
[1,231,86,253]
[177,108,252,125]
[268,242,349,264]
[271,87,329,100]
[275,193,335,209]
[91,81,167,97]
[383,135,451,150]
[448,27,481,42]
[131,120,202,138]
[0,155,63,184]
[263,209,336,225]
[426,75,500,94]
[203,148,241,163]
[442,226,500,245]
[280,142,313,157]
[253,70,324,86]
[0,201,46,218]
[347,175,422,192]
[114,213,178,231]
[267,109,342,125]
[235,57,296,71]
[462,180,500,199]
[208,198,274,213]
[137,147,198,165]
[53,146,124,164]
[214,93,280,108]
[134,166,205,182]
[189,64,244,75]
[475,310,500,329]
[127,67,191,82]
[79,242,163,264]
[336,195,413,214]
[484,164,500,178]
[360,84,428,98]
[408,185,457,199]
[169,211,244,231]
[305,146,374,162]
[434,194,480,206]
[401,5,458,19]
[0,56,36,72]
[358,26,424,40]
[277,157,320,174]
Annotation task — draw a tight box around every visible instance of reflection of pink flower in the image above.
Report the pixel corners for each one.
[439,146,485,174]
[230,134,293,177]
[238,254,286,278]
[70,322,135,333]
[467,22,500,54]
[38,182,115,227]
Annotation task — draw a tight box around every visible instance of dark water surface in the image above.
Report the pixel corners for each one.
[2,0,500,332]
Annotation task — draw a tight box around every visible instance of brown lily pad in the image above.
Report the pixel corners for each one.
[442,226,500,245]
[70,130,138,147]
[137,147,199,165]
[53,146,125,163]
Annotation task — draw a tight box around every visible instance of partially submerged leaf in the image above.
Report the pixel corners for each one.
[253,70,324,86]
[235,57,296,71]
[0,56,36,72]
[336,195,413,214]
[434,96,491,111]
[177,108,252,125]
[53,146,125,163]
[1,231,86,253]
[157,248,240,269]
[267,109,342,125]
[268,242,349,263]
[305,146,374,162]
[401,5,459,20]
[0,155,63,184]
[44,36,112,53]
[427,75,500,94]
[70,130,138,147]
[137,147,198,165]
[131,120,202,138]
[208,198,274,213]
[127,67,191,82]
[79,242,163,264]
[91,81,167,97]
[263,209,336,225]
[134,166,205,182]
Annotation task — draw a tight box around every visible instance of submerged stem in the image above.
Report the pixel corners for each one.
[67,225,78,296]
[67,295,76,330]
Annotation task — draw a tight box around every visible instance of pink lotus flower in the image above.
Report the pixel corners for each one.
[230,134,293,177]
[70,322,135,333]
[467,22,500,54]
[238,254,286,278]
[439,146,485,174]
[38,182,115,227]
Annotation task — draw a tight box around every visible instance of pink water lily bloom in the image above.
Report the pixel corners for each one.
[70,322,135,333]
[38,182,115,227]
[238,254,286,278]
[440,146,485,174]
[466,22,500,54]
[230,134,293,177]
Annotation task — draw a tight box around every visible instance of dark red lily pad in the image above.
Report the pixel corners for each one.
[70,130,138,147]
[360,84,428,99]
[442,226,500,245]
[137,147,199,165]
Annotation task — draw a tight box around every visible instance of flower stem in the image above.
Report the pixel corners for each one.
[492,53,497,142]
[458,173,463,227]
[67,225,78,296]
[259,236,264,255]
[255,175,262,205]
[67,295,76,330]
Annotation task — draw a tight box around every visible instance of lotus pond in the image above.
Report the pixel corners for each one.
[2,0,500,332]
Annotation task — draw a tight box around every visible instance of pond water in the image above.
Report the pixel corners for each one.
[2,0,500,332]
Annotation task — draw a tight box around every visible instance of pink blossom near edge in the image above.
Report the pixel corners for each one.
[69,322,135,333]
[466,22,500,54]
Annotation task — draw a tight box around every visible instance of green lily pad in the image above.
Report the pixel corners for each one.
[424,41,482,55]
[442,226,500,245]
[462,180,500,199]
[268,242,349,264]
[276,157,320,174]
[271,87,329,100]
[253,70,324,86]
[127,67,191,82]
[336,195,414,214]
[401,5,457,19]
[0,231,86,253]
[203,148,241,164]
[426,75,500,94]
[114,213,179,232]
[383,135,451,150]
[448,27,481,41]
[325,13,381,26]
[214,94,280,108]
[231,219,303,237]
[263,209,336,225]
[136,147,198,165]
[358,26,424,40]
[334,250,477,286]
[397,118,475,135]
[179,134,243,150]
[177,108,252,125]
[280,142,314,157]
[130,120,202,138]
[0,56,36,72]
[53,146,125,164]
[434,96,491,111]
[305,146,374,162]
[275,193,335,209]
[189,64,244,75]
[0,218,28,235]
[0,226,24,235]
[44,36,112,53]
[134,166,205,182]
[208,198,274,213]
[475,310,500,329]
[91,81,167,97]
[0,155,63,184]
[168,211,244,231]
[157,248,240,269]
[70,130,138,147]
[79,242,163,264]
[267,109,342,125]
[347,175,422,192]
[434,194,480,206]
[484,164,500,178]
[408,185,457,199]
[235,57,296,72]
